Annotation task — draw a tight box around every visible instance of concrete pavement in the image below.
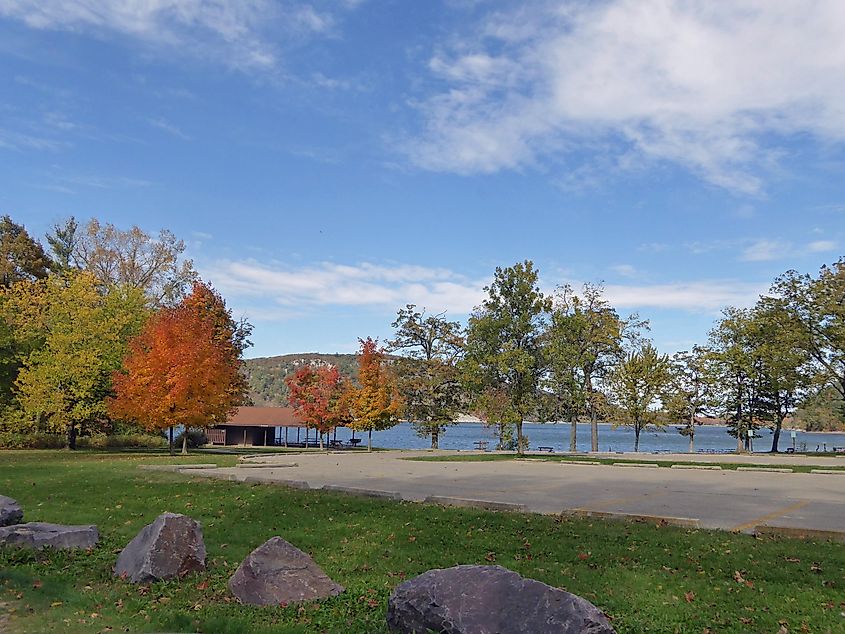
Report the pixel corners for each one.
[182,450,845,538]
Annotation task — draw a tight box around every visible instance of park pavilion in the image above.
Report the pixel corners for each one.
[208,406,319,447]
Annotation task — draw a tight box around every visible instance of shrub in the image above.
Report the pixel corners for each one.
[0,431,167,450]
[0,431,66,449]
[173,429,209,449]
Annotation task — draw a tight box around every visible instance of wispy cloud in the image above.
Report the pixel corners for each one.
[203,259,488,315]
[604,281,765,312]
[807,240,837,253]
[0,1,360,71]
[609,264,638,278]
[205,257,767,323]
[0,128,67,151]
[408,1,845,194]
[148,117,191,140]
[740,239,790,262]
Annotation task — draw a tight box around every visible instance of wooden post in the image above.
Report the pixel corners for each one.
[243,428,247,446]
[285,426,288,447]
[264,428,268,446]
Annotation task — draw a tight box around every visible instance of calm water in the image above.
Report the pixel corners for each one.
[324,422,845,453]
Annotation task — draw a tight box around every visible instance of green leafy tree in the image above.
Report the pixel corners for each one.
[5,272,147,448]
[45,216,79,272]
[0,215,50,287]
[770,260,845,410]
[543,295,588,451]
[547,283,645,452]
[707,308,766,452]
[663,346,711,452]
[793,386,845,431]
[388,305,465,449]
[462,261,550,454]
[749,301,815,452]
[607,342,671,452]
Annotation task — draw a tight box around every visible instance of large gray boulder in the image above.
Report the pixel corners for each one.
[228,536,344,606]
[387,565,616,634]
[0,496,22,527]
[0,522,98,550]
[114,512,206,583]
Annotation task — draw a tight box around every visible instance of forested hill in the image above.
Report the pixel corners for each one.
[242,353,359,407]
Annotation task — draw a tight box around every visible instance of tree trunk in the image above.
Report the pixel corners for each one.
[771,417,783,453]
[634,426,640,452]
[367,429,372,452]
[516,420,524,455]
[319,432,324,451]
[181,432,188,455]
[431,429,439,449]
[688,411,695,453]
[66,423,77,450]
[590,405,598,452]
[569,420,577,453]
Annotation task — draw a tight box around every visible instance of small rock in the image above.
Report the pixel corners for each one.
[114,512,206,583]
[228,536,344,606]
[0,522,98,550]
[387,565,616,634]
[0,496,23,527]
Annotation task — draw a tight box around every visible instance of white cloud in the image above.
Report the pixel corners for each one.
[740,239,790,262]
[604,281,765,312]
[409,1,845,193]
[807,240,837,253]
[205,257,766,323]
[148,117,191,140]
[203,259,488,315]
[0,1,354,71]
[610,264,638,278]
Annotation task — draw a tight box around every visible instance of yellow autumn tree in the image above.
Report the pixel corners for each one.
[348,337,401,451]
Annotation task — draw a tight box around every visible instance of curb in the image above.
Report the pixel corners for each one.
[736,467,793,473]
[809,469,845,475]
[754,525,845,543]
[670,464,723,470]
[559,461,602,466]
[139,464,217,472]
[565,509,700,528]
[424,496,526,513]
[612,462,660,468]
[236,463,298,469]
[322,485,402,500]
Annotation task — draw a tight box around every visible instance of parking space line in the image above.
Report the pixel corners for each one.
[730,500,810,532]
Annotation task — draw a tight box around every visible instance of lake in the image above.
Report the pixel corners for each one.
[326,421,845,453]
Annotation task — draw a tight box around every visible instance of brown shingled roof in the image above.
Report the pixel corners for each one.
[219,406,307,428]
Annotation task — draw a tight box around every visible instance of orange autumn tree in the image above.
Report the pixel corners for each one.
[348,337,401,451]
[285,365,350,450]
[109,281,251,454]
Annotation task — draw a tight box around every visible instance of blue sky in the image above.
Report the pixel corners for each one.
[2,0,844,358]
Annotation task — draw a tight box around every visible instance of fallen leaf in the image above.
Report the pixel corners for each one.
[684,591,695,603]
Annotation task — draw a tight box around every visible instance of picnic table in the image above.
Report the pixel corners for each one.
[348,438,362,447]
[473,440,489,451]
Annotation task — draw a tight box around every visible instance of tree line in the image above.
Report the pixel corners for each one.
[3,213,843,455]
[0,215,250,453]
[373,259,845,454]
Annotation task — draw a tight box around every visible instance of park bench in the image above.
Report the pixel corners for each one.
[473,440,489,451]
[537,446,554,453]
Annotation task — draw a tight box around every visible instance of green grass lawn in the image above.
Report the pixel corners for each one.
[1,451,844,633]
[408,452,845,474]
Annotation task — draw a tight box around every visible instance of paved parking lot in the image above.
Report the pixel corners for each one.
[188,451,845,537]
